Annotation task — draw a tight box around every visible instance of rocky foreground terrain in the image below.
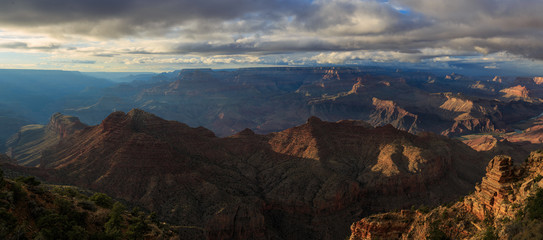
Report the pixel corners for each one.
[0,166,176,239]
[349,151,543,239]
[2,109,487,239]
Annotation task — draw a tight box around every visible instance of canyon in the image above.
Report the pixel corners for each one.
[2,67,543,238]
[3,109,487,239]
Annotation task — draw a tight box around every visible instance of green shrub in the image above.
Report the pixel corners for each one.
[105,202,126,238]
[511,220,543,239]
[482,226,497,240]
[418,204,431,213]
[77,200,97,212]
[36,210,90,240]
[525,188,543,220]
[149,212,159,225]
[126,215,149,240]
[131,206,142,217]
[427,222,449,240]
[55,198,87,226]
[15,176,41,186]
[36,213,71,240]
[90,193,114,209]
[10,182,26,203]
[55,186,80,198]
[0,209,17,238]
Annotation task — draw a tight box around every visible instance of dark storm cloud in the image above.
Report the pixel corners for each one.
[1,0,543,62]
[0,0,310,37]
[0,41,59,50]
[390,0,543,58]
[172,39,343,55]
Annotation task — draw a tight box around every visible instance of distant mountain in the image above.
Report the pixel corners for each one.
[18,109,488,239]
[81,71,157,82]
[64,67,543,138]
[0,69,114,123]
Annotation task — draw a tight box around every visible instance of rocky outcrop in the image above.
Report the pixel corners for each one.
[462,135,531,163]
[506,125,543,144]
[5,113,86,166]
[368,98,419,133]
[533,77,543,85]
[0,153,13,164]
[350,211,416,240]
[349,150,543,239]
[500,85,531,100]
[46,112,86,138]
[28,110,487,240]
[465,156,519,220]
[437,94,510,136]
[442,117,501,136]
[464,135,502,152]
[347,77,364,94]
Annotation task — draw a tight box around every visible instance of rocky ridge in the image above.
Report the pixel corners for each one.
[5,113,86,166]
[9,109,489,240]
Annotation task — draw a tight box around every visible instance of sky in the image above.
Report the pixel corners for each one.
[0,0,543,74]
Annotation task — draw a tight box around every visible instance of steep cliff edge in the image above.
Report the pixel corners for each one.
[349,151,543,239]
[368,98,419,133]
[5,113,86,166]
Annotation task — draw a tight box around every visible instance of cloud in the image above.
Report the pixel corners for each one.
[0,0,543,71]
[0,0,307,38]
[0,41,59,50]
[121,55,261,65]
[71,60,96,64]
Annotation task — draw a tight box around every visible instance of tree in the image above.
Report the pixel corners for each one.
[90,193,114,209]
[126,215,149,240]
[16,176,41,186]
[526,188,543,220]
[105,202,126,238]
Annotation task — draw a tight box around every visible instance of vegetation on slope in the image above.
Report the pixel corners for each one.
[0,168,176,240]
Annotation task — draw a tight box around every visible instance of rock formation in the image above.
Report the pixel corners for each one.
[462,134,531,163]
[368,98,419,133]
[349,150,543,239]
[500,85,531,100]
[350,211,416,240]
[5,113,86,166]
[20,109,488,240]
[465,156,519,220]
